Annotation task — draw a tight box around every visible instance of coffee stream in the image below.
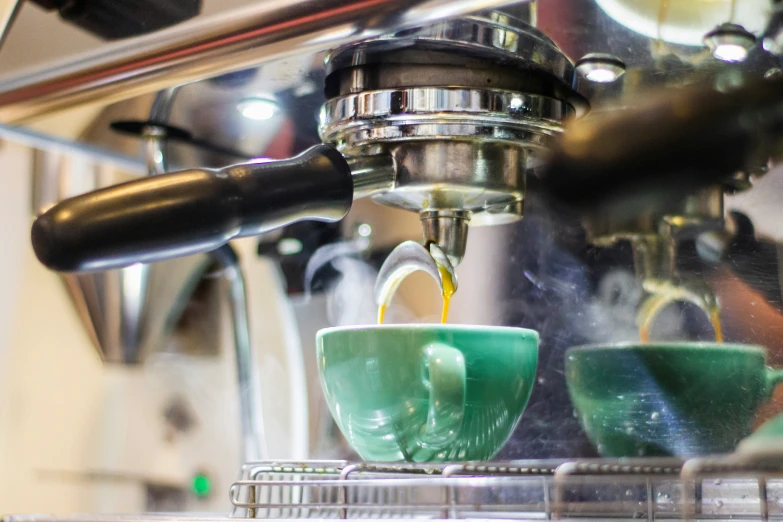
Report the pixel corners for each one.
[710,308,725,343]
[438,264,456,324]
[377,261,456,325]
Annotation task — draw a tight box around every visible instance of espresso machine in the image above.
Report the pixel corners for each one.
[5,0,783,519]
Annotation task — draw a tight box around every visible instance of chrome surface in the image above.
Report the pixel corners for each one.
[324,12,573,83]
[319,88,571,150]
[58,256,211,365]
[375,141,528,216]
[0,0,529,123]
[320,14,575,270]
[48,87,211,365]
[346,154,396,201]
[575,53,627,82]
[0,121,144,173]
[705,23,758,62]
[584,185,727,344]
[59,263,149,364]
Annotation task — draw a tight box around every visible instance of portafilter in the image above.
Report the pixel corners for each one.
[30,12,582,273]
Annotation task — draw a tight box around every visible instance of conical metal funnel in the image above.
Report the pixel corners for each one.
[62,264,150,364]
[33,149,209,364]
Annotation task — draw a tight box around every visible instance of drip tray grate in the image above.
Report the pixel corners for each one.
[230,457,783,520]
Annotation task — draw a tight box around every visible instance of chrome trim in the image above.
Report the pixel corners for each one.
[326,14,575,86]
[320,88,570,150]
[325,121,557,151]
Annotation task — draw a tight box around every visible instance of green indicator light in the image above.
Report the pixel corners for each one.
[192,473,211,498]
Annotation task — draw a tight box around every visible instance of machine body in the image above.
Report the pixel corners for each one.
[31,11,581,273]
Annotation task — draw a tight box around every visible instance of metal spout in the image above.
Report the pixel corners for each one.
[420,210,469,267]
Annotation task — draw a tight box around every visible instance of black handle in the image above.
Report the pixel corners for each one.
[542,77,783,212]
[32,144,354,272]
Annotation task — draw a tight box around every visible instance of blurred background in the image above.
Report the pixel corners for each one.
[1,0,783,516]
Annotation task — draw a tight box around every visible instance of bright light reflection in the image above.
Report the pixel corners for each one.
[586,68,620,83]
[237,98,279,120]
[357,223,372,237]
[509,97,524,109]
[713,43,749,62]
[277,238,303,256]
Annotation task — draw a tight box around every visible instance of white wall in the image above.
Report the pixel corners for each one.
[0,140,34,511]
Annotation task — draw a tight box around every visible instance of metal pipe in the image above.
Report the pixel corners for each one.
[144,86,181,175]
[212,245,268,463]
[0,0,526,123]
[0,122,145,173]
[143,88,266,461]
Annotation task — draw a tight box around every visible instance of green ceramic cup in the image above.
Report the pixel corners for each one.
[317,324,539,462]
[566,342,783,457]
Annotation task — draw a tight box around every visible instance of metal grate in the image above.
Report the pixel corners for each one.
[230,457,783,521]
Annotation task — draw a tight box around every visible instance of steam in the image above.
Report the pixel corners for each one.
[303,237,369,302]
[325,256,377,326]
[584,270,690,343]
[304,239,420,327]
[489,211,693,347]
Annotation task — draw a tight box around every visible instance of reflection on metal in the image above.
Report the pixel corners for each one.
[583,185,727,343]
[236,98,279,122]
[0,0,25,54]
[0,0,530,122]
[0,121,144,173]
[345,154,395,201]
[594,0,770,47]
[7,455,783,521]
[576,53,626,83]
[420,210,470,268]
[704,23,756,63]
[637,278,723,343]
[11,0,783,465]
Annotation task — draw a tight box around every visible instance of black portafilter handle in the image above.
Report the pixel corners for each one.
[541,77,783,212]
[32,144,354,272]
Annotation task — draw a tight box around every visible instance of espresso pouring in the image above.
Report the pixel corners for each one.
[378,259,456,325]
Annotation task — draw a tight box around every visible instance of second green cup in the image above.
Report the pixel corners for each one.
[566,342,783,457]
